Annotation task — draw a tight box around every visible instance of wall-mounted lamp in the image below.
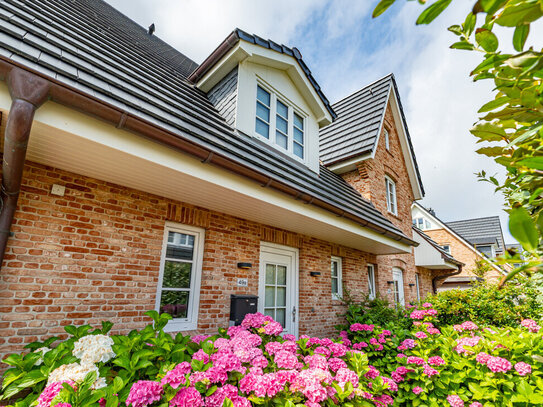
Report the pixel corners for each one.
[310,271,321,277]
[387,280,395,285]
[408,283,416,288]
[237,262,252,269]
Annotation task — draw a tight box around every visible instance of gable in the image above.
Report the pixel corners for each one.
[320,74,424,200]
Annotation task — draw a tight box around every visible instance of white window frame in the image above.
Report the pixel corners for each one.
[476,244,495,258]
[367,264,376,300]
[385,176,397,215]
[156,222,205,332]
[392,267,405,306]
[331,256,343,299]
[441,244,451,254]
[254,81,307,163]
[415,273,421,302]
[384,128,390,150]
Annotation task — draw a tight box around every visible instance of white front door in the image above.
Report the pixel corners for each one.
[392,267,405,306]
[259,243,298,336]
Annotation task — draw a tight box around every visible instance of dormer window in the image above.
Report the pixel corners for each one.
[254,84,305,160]
[385,176,397,215]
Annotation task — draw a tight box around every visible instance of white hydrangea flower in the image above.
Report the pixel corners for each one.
[91,377,107,390]
[34,347,51,366]
[72,334,115,364]
[47,362,100,386]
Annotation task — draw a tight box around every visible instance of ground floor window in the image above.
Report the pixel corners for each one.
[415,273,421,302]
[156,222,205,331]
[392,267,405,306]
[367,264,376,300]
[331,256,343,299]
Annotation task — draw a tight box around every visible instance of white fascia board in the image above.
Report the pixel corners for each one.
[327,152,372,174]
[195,41,333,127]
[411,202,507,275]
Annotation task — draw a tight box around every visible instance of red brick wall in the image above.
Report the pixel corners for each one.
[341,102,425,306]
[0,160,382,362]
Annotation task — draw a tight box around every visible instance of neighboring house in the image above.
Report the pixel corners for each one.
[0,0,461,361]
[411,203,506,290]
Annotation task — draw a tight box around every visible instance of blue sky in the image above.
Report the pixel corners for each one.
[105,0,521,243]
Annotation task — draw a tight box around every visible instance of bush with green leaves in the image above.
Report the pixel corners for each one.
[426,280,543,327]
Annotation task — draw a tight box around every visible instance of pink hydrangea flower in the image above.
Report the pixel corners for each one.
[428,356,445,366]
[410,310,426,320]
[521,319,541,333]
[241,313,273,329]
[328,357,347,372]
[192,349,210,364]
[414,331,427,339]
[313,346,331,358]
[401,339,416,349]
[350,323,374,332]
[190,335,210,344]
[251,356,268,369]
[397,353,406,358]
[406,356,425,365]
[335,368,359,390]
[395,366,409,375]
[37,382,76,407]
[283,334,296,341]
[412,386,423,395]
[161,362,191,389]
[475,352,491,365]
[206,384,249,407]
[329,343,348,357]
[374,394,394,406]
[514,362,532,376]
[381,377,398,392]
[55,404,72,407]
[423,364,439,377]
[427,327,441,335]
[263,321,283,336]
[169,387,203,407]
[126,381,163,407]
[461,321,479,331]
[469,403,483,407]
[364,365,380,379]
[447,395,464,407]
[274,350,298,369]
[391,371,404,382]
[486,356,512,373]
[353,342,368,350]
[422,302,433,308]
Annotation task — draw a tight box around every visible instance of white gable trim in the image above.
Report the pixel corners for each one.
[194,41,333,127]
[411,202,507,275]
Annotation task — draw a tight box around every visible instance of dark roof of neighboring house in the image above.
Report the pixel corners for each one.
[319,74,424,195]
[189,28,336,121]
[413,227,464,267]
[446,216,505,255]
[0,0,415,245]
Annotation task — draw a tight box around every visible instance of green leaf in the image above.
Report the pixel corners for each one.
[450,41,476,50]
[463,12,476,36]
[476,146,505,157]
[416,0,452,25]
[373,0,396,18]
[513,24,530,52]
[222,398,234,407]
[509,207,539,252]
[495,1,543,27]
[475,28,499,52]
[479,0,508,14]
[470,122,506,141]
[478,96,509,112]
[516,156,543,170]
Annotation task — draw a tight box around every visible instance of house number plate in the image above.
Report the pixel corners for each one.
[237,278,248,287]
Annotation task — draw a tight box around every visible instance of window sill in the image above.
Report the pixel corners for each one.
[387,210,401,220]
[164,320,197,333]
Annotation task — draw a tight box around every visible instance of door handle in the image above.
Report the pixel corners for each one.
[292,306,296,323]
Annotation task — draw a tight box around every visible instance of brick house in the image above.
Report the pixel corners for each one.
[0,0,461,360]
[411,203,506,290]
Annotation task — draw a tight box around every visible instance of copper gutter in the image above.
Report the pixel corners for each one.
[0,68,50,266]
[188,31,240,83]
[432,265,463,293]
[0,57,417,269]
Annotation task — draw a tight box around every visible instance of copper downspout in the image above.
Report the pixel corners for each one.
[0,69,50,267]
[432,265,463,294]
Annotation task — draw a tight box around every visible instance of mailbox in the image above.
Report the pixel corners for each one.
[229,294,258,326]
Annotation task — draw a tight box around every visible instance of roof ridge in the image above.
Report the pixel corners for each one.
[446,215,501,223]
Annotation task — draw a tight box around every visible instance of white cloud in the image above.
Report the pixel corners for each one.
[105,0,518,243]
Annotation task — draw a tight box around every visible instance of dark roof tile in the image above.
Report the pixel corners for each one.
[446,216,505,254]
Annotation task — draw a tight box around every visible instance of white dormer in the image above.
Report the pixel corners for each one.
[190,30,335,173]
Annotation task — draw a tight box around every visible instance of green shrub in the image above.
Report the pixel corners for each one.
[426,280,543,327]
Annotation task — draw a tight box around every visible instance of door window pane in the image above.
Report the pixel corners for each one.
[265,286,275,307]
[275,308,286,326]
[276,287,286,306]
[276,266,287,285]
[266,264,276,284]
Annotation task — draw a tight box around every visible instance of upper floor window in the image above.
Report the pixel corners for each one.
[412,217,431,230]
[385,176,397,215]
[156,223,205,331]
[384,129,390,150]
[255,85,305,160]
[367,264,376,300]
[331,256,342,299]
[476,244,494,258]
[440,244,451,254]
[415,273,421,302]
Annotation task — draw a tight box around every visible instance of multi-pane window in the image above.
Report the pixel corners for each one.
[156,224,204,331]
[392,268,405,306]
[476,244,494,258]
[412,218,431,230]
[367,264,376,300]
[441,244,451,254]
[385,176,397,215]
[331,256,342,298]
[255,86,271,138]
[384,129,390,150]
[254,84,305,160]
[264,264,287,326]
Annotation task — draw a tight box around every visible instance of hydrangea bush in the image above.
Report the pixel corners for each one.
[342,304,543,406]
[1,311,396,407]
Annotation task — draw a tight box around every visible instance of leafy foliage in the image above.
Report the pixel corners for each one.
[427,280,543,327]
[372,0,543,280]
